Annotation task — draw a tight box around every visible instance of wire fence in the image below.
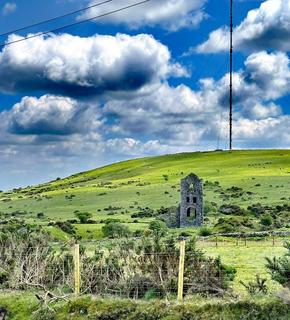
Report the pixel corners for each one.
[0,239,234,300]
[197,235,287,248]
[0,236,287,301]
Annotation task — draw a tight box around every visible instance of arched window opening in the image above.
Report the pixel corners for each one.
[187,207,197,218]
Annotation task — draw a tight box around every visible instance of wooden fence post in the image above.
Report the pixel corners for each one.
[74,244,80,296]
[177,240,186,302]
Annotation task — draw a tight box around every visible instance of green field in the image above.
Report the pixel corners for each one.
[1,150,290,318]
[0,149,289,235]
[0,149,289,293]
[200,239,286,293]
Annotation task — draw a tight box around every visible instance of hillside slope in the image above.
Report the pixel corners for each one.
[0,150,289,237]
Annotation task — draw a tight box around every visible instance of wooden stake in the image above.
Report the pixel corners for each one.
[74,244,80,296]
[177,240,186,302]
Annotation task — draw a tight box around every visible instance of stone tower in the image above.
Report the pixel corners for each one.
[177,173,203,228]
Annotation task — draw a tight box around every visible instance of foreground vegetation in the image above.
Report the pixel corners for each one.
[0,150,289,318]
[1,293,290,320]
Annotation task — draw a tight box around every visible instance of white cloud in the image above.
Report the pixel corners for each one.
[1,51,288,149]
[103,51,290,148]
[197,0,290,53]
[78,0,207,31]
[7,95,101,135]
[2,2,17,15]
[0,33,185,96]
[0,49,290,189]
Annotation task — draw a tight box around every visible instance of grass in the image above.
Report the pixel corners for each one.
[0,150,289,226]
[1,292,290,320]
[0,149,289,291]
[0,292,37,320]
[199,239,287,293]
[0,150,290,317]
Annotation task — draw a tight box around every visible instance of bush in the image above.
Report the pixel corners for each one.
[131,207,155,219]
[198,227,213,237]
[37,212,45,219]
[240,274,268,295]
[248,203,266,216]
[260,215,273,227]
[55,221,76,235]
[75,212,92,224]
[266,242,290,288]
[133,229,144,237]
[102,222,131,238]
[204,202,216,214]
[148,220,168,238]
[219,204,245,215]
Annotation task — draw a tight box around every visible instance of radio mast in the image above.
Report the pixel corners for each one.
[229,0,233,150]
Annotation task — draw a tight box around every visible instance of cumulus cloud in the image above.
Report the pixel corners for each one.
[1,50,289,147]
[1,49,290,189]
[197,0,290,53]
[103,51,290,148]
[78,0,207,31]
[2,2,17,15]
[0,33,185,96]
[233,115,290,147]
[7,95,101,135]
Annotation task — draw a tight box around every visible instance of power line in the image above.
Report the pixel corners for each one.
[0,0,150,49]
[0,0,115,38]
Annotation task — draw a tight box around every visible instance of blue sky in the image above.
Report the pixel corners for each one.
[0,0,289,190]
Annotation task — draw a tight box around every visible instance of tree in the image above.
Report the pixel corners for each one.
[266,242,290,288]
[75,211,92,224]
[102,221,131,238]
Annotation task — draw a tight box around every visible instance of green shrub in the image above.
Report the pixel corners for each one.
[148,220,168,238]
[131,207,155,219]
[102,221,131,238]
[75,211,92,224]
[240,274,268,295]
[260,215,273,227]
[266,242,290,288]
[54,221,76,235]
[204,202,216,214]
[219,204,245,215]
[198,227,213,237]
[144,288,159,300]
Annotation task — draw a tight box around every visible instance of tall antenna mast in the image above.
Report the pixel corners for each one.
[229,0,233,150]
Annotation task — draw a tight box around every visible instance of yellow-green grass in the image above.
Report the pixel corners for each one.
[0,150,289,232]
[1,292,290,320]
[198,240,287,293]
[74,222,149,240]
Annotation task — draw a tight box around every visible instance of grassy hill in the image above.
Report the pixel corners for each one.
[1,149,290,294]
[0,149,289,239]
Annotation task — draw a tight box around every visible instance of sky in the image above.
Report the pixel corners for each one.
[0,0,289,190]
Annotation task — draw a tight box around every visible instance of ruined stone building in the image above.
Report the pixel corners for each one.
[177,173,203,228]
